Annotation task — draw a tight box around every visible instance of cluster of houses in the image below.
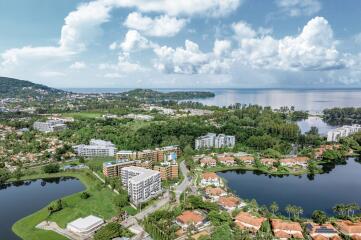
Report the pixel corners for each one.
[196,152,311,170]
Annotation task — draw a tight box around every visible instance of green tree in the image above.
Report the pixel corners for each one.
[269,202,279,215]
[312,210,328,224]
[42,163,60,173]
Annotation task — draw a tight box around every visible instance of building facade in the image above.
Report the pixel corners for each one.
[327,124,361,142]
[195,133,235,149]
[33,119,67,132]
[121,166,162,204]
[153,161,179,180]
[73,139,116,157]
[103,160,138,177]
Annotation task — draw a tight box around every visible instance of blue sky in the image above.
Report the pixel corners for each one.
[1,0,361,88]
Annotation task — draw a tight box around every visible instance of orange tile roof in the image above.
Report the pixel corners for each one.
[307,223,340,240]
[271,219,303,232]
[218,196,240,208]
[235,212,266,232]
[336,220,361,235]
[200,157,216,164]
[202,172,219,180]
[176,211,205,225]
[218,156,235,162]
[239,156,255,161]
[205,187,226,196]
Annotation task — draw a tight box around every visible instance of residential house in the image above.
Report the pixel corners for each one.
[204,187,227,202]
[234,212,266,233]
[176,211,207,230]
[335,220,361,240]
[218,156,235,166]
[271,219,303,240]
[200,172,221,187]
[200,157,217,167]
[306,223,341,240]
[261,158,277,166]
[218,196,242,211]
[238,156,255,165]
[279,156,310,168]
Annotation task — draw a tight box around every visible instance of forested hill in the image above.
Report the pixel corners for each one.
[0,77,65,98]
[123,89,215,100]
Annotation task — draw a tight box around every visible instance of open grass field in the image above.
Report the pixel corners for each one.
[12,171,119,240]
[62,112,103,119]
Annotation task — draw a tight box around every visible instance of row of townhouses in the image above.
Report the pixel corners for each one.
[195,133,236,149]
[327,124,361,142]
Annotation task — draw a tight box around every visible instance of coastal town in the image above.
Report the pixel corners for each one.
[1,86,361,240]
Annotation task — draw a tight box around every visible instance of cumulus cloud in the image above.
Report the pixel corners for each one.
[232,21,257,40]
[109,0,242,17]
[1,1,111,68]
[154,39,232,74]
[110,30,155,52]
[275,0,321,17]
[124,12,186,37]
[233,16,344,71]
[99,53,143,73]
[70,61,87,70]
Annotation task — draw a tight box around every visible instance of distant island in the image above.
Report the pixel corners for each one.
[0,77,214,101]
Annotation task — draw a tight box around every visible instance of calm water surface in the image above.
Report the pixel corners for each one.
[0,177,85,240]
[218,158,361,217]
[297,116,338,136]
[65,88,361,113]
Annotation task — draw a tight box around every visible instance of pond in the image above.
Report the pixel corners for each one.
[218,158,361,217]
[0,177,85,240]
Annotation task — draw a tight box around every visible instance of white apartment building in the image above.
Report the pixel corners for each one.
[195,133,235,149]
[33,119,67,132]
[327,124,361,142]
[73,139,116,157]
[121,166,162,205]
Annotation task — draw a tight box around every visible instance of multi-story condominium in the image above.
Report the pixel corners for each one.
[327,124,361,142]
[116,150,138,160]
[121,166,162,205]
[33,119,67,132]
[103,159,138,177]
[155,145,181,162]
[195,133,235,149]
[153,161,178,180]
[73,139,116,157]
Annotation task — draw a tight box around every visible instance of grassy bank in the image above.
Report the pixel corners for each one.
[12,170,119,240]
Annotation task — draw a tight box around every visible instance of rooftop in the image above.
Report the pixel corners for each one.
[122,166,160,183]
[176,211,205,225]
[67,215,104,232]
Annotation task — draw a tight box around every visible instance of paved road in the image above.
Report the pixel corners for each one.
[175,160,191,201]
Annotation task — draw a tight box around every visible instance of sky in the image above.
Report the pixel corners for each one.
[1,0,361,88]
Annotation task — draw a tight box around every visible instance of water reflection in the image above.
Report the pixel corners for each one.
[218,158,361,217]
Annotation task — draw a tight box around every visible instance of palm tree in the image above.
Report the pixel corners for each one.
[270,202,279,215]
[285,204,292,219]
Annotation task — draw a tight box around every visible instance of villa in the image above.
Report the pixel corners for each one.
[260,158,277,166]
[176,211,207,230]
[306,223,341,240]
[335,220,361,239]
[200,157,217,167]
[218,156,235,166]
[238,155,255,164]
[234,212,266,233]
[204,186,227,201]
[271,219,304,240]
[279,156,310,168]
[218,196,242,211]
[200,172,222,187]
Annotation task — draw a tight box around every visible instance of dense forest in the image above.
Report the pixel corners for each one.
[0,77,65,98]
[323,107,361,125]
[121,88,215,100]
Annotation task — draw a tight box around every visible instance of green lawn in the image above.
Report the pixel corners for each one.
[12,171,120,240]
[62,112,103,119]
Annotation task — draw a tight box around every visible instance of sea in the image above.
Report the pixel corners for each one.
[63,88,361,113]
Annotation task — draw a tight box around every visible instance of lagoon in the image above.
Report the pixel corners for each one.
[0,177,85,240]
[218,158,361,217]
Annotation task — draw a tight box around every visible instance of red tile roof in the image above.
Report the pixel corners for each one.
[176,211,205,225]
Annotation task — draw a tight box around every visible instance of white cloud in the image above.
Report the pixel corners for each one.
[1,1,111,68]
[70,61,87,70]
[124,12,186,37]
[213,39,231,57]
[275,0,321,17]
[354,33,361,45]
[109,0,242,17]
[154,39,232,74]
[99,53,143,73]
[232,21,257,40]
[119,30,153,52]
[104,72,123,78]
[233,17,344,71]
